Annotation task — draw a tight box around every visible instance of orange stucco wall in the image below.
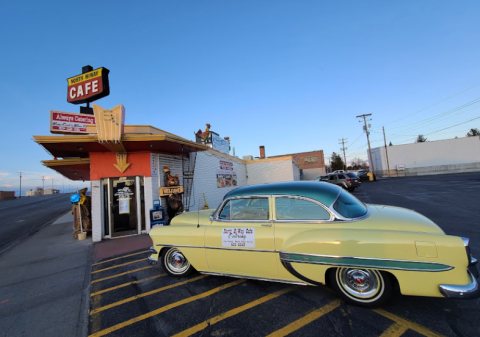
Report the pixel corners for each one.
[90,152,151,180]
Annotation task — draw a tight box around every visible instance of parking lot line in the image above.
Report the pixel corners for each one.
[91,266,153,284]
[90,274,166,297]
[172,287,295,337]
[91,258,147,274]
[374,309,444,337]
[92,250,150,267]
[88,279,245,337]
[265,299,341,337]
[379,323,409,337]
[90,275,209,315]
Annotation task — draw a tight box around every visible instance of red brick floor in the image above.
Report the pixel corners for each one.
[92,234,153,261]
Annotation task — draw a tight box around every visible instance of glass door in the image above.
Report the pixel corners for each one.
[110,177,138,237]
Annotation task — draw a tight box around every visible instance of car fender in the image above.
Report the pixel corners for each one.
[276,227,470,296]
[149,210,212,271]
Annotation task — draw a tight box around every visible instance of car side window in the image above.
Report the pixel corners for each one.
[275,197,331,220]
[338,174,346,179]
[219,198,269,221]
[329,175,336,181]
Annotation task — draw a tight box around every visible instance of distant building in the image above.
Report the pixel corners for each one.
[26,188,44,196]
[371,136,480,177]
[44,189,60,195]
[0,191,15,201]
[267,149,326,180]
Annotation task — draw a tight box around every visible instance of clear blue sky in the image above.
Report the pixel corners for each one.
[1,1,480,195]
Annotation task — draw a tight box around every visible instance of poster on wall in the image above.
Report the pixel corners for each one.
[216,170,237,188]
[216,160,236,188]
[212,134,230,154]
[216,169,225,188]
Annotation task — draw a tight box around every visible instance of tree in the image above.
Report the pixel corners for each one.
[416,135,427,143]
[389,141,393,146]
[466,128,480,137]
[350,157,364,170]
[331,152,345,171]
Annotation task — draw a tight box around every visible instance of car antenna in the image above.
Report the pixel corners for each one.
[197,195,201,228]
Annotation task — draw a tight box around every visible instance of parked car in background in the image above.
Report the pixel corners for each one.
[148,181,479,307]
[317,173,359,192]
[333,170,346,173]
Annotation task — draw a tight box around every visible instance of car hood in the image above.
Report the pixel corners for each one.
[367,205,445,234]
[170,209,213,226]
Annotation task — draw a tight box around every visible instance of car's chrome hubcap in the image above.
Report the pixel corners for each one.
[166,250,190,273]
[340,269,379,298]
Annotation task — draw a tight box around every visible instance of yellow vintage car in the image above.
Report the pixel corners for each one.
[148,181,479,307]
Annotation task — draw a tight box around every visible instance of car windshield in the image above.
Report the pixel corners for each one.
[333,190,368,218]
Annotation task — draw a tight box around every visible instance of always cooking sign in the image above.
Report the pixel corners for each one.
[50,110,96,134]
[222,228,255,247]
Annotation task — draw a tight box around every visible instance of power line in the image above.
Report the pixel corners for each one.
[382,81,480,127]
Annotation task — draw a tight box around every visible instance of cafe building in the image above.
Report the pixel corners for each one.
[34,103,301,242]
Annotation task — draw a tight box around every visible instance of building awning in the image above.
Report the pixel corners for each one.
[41,158,91,181]
[33,133,210,159]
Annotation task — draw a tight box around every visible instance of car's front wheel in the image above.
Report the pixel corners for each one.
[161,247,194,277]
[328,268,393,307]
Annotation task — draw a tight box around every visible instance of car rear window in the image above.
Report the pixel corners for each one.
[346,173,358,178]
[275,197,330,220]
[333,190,367,218]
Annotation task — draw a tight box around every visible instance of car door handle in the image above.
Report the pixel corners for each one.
[261,223,272,227]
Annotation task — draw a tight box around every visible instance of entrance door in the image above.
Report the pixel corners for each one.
[110,176,140,237]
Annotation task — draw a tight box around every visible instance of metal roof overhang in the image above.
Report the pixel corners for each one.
[33,134,210,158]
[41,158,91,181]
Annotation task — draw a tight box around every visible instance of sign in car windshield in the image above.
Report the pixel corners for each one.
[50,110,96,134]
[67,67,110,104]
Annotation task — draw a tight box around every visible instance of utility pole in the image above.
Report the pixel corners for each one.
[42,176,45,195]
[18,172,24,198]
[338,138,348,170]
[356,114,376,180]
[383,126,391,178]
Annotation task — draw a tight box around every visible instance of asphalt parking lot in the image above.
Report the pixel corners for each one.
[89,173,480,337]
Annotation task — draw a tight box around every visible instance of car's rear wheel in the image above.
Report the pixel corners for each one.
[161,247,194,277]
[329,268,393,308]
[348,187,355,192]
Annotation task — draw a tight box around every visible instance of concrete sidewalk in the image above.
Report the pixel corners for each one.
[0,212,92,337]
[92,234,152,262]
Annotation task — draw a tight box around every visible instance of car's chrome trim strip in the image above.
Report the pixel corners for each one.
[198,271,308,286]
[439,270,480,299]
[279,252,454,272]
[280,261,323,287]
[155,243,275,253]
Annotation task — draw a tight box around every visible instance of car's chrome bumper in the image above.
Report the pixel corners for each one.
[147,246,158,265]
[439,269,480,299]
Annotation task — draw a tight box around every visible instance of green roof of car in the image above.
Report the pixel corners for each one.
[223,181,342,206]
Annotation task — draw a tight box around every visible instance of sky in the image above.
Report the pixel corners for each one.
[1,1,480,195]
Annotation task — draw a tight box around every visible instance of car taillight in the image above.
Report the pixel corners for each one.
[347,179,351,182]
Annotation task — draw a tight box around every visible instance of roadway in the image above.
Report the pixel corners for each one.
[0,194,73,254]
